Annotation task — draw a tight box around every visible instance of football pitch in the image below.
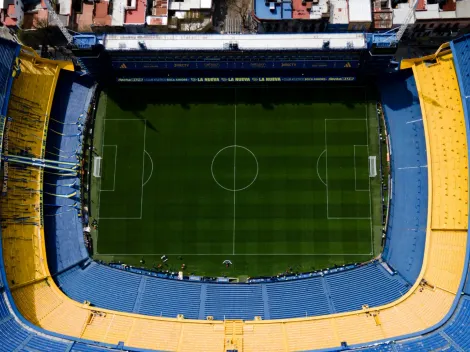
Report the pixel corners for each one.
[91,85,382,277]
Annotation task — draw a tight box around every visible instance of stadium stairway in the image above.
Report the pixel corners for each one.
[379,70,428,284]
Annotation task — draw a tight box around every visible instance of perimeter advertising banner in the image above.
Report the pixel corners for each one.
[1,116,10,196]
[117,76,357,83]
[112,61,359,70]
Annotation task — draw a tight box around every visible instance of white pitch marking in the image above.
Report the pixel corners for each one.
[353,145,369,192]
[324,119,329,218]
[325,119,370,221]
[324,118,367,121]
[98,120,146,220]
[100,145,117,192]
[142,150,154,187]
[316,149,327,187]
[328,217,372,220]
[140,120,147,219]
[98,217,142,220]
[211,145,259,192]
[365,115,374,255]
[104,119,144,121]
[97,115,107,222]
[233,103,237,255]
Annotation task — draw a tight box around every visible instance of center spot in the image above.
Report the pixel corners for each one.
[211,145,258,192]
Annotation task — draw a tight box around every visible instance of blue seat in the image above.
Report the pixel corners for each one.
[204,283,264,320]
[379,71,427,285]
[44,70,95,275]
[137,276,201,318]
[266,276,331,318]
[443,296,470,351]
[325,263,409,313]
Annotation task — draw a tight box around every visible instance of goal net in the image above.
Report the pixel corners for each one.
[93,157,102,178]
[369,156,377,177]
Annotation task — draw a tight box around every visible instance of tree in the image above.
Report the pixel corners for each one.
[226,0,256,32]
[180,10,208,32]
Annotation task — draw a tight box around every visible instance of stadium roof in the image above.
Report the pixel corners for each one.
[101,33,367,51]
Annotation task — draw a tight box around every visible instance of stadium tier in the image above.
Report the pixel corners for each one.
[378,70,428,284]
[55,260,410,320]
[0,34,469,352]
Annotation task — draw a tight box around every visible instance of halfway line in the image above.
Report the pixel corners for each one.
[233,102,237,255]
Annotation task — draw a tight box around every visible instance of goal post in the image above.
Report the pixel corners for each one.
[93,157,102,178]
[369,156,377,177]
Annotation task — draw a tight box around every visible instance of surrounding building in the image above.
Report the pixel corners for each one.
[393,0,470,40]
[1,0,23,27]
[348,0,372,30]
[0,0,469,36]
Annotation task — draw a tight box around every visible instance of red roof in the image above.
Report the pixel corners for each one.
[416,0,427,11]
[77,3,93,30]
[292,0,311,19]
[125,0,147,24]
[7,4,16,17]
[442,0,456,11]
[93,1,111,26]
[22,10,48,29]
[4,16,18,26]
[147,16,165,25]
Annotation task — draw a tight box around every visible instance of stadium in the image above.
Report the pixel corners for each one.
[0,28,469,352]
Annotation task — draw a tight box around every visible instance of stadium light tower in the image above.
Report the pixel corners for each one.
[43,0,74,44]
[393,0,419,44]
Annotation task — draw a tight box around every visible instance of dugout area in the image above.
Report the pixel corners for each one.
[90,84,383,277]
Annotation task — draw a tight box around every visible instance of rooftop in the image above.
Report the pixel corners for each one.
[416,0,426,11]
[254,0,293,20]
[101,33,367,51]
[329,0,348,24]
[392,2,415,25]
[168,0,211,11]
[348,0,372,22]
[111,0,125,25]
[456,0,470,17]
[94,1,112,26]
[124,0,147,24]
[58,0,71,15]
[22,8,47,29]
[76,2,93,30]
[289,0,329,20]
[150,0,168,16]
[146,15,167,25]
[442,0,456,12]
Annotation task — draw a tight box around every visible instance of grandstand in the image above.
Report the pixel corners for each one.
[0,32,469,352]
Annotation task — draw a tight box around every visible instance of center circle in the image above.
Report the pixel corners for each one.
[211,145,259,192]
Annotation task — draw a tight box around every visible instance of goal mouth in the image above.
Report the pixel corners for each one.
[93,156,102,178]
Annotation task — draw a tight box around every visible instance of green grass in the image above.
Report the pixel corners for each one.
[91,85,382,277]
